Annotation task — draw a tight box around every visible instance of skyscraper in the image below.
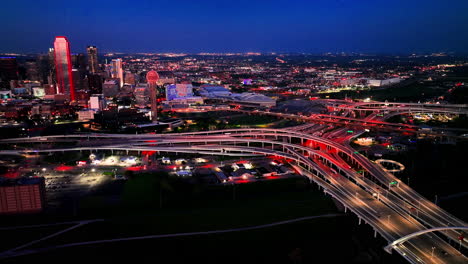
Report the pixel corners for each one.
[111,59,123,88]
[0,57,18,88]
[146,70,159,122]
[53,36,75,101]
[47,48,56,86]
[87,46,98,74]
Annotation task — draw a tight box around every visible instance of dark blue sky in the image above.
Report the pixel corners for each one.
[2,0,468,54]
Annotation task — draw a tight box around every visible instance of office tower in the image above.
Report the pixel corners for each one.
[111,59,123,88]
[102,79,119,97]
[47,48,56,86]
[87,74,103,94]
[146,70,159,122]
[72,69,83,91]
[87,46,99,74]
[72,53,87,72]
[0,57,19,88]
[53,36,75,101]
[124,71,136,86]
[37,54,51,84]
[24,60,40,81]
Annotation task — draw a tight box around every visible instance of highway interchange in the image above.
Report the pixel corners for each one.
[1,100,468,263]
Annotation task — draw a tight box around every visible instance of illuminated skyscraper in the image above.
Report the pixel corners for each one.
[53,36,75,101]
[111,59,124,88]
[146,70,159,122]
[87,46,98,74]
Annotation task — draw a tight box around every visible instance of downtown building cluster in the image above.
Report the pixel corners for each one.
[0,41,464,135]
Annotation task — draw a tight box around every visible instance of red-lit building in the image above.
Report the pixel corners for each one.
[54,36,75,101]
[0,177,46,214]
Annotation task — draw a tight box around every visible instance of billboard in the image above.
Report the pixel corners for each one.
[166,84,193,101]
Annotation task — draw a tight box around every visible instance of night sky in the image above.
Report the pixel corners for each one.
[2,0,468,54]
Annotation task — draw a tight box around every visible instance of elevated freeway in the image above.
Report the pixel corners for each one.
[2,128,467,263]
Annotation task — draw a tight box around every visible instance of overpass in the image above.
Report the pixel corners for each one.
[2,128,467,263]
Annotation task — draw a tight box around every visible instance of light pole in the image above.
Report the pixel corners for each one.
[431,246,435,259]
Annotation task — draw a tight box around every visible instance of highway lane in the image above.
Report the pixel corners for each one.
[2,126,468,263]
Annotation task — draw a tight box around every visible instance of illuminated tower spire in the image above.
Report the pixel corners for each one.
[53,36,75,101]
[146,70,160,122]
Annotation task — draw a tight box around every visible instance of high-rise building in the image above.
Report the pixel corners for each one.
[53,36,75,101]
[24,60,40,81]
[124,71,137,86]
[111,59,123,88]
[146,70,159,122]
[37,54,51,84]
[87,74,103,94]
[102,79,120,97]
[47,48,56,86]
[0,57,19,88]
[87,46,99,74]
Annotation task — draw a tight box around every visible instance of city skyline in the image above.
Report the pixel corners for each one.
[1,0,468,54]
[1,1,468,263]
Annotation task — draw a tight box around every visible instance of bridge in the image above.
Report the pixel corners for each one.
[2,128,467,263]
[228,100,468,136]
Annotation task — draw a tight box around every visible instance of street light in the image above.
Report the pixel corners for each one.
[91,168,96,173]
[431,246,435,259]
